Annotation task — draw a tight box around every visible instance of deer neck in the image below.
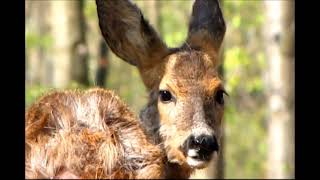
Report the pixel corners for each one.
[164,161,194,179]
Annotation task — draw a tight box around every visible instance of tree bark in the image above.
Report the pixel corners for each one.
[26,1,49,86]
[264,0,294,178]
[26,1,38,86]
[71,0,89,86]
[95,39,109,87]
[142,0,162,36]
[50,0,89,88]
[280,0,295,178]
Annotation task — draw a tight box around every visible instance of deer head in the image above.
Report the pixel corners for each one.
[96,0,226,170]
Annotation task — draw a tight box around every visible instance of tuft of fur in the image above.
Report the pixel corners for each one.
[25,88,165,179]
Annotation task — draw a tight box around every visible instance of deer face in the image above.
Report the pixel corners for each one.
[158,51,225,168]
[96,0,226,169]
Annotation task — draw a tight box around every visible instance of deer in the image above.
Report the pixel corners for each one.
[25,0,226,179]
[25,89,166,179]
[96,0,226,177]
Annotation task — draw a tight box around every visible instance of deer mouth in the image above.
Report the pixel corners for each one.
[186,148,216,169]
[181,134,219,169]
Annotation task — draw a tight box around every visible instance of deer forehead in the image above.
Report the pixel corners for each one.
[159,51,222,97]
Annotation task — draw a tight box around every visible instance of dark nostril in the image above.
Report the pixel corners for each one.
[183,134,219,161]
[187,135,197,149]
[207,136,219,152]
[184,134,219,157]
[194,135,219,152]
[195,137,201,145]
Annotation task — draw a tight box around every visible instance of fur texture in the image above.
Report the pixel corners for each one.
[25,88,165,179]
[25,0,227,178]
[95,0,227,178]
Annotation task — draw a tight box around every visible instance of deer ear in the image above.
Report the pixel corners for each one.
[96,0,169,69]
[185,0,226,61]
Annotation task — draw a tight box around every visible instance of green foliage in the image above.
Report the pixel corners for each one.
[225,1,265,29]
[105,54,147,114]
[26,31,53,50]
[232,14,241,28]
[224,47,265,95]
[225,100,267,178]
[25,85,52,108]
[223,0,267,178]
[25,81,89,108]
[67,81,88,89]
[224,47,250,92]
[160,1,192,47]
[84,0,98,20]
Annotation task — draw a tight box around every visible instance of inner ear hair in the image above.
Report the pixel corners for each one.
[185,0,226,61]
[96,0,169,69]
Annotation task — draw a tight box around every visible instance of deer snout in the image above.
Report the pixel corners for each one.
[182,134,219,168]
[187,134,219,157]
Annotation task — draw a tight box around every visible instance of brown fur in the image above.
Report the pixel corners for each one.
[95,0,169,69]
[96,0,226,178]
[157,50,225,169]
[25,88,165,179]
[25,0,227,179]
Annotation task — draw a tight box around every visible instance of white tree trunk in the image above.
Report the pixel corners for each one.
[264,0,294,178]
[50,1,72,88]
[50,1,88,88]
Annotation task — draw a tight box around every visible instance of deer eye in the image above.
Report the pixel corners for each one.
[159,90,173,102]
[215,90,226,105]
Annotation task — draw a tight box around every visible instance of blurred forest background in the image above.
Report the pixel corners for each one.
[25,0,295,179]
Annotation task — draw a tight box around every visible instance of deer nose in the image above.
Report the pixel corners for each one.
[191,135,219,152]
[184,134,219,160]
